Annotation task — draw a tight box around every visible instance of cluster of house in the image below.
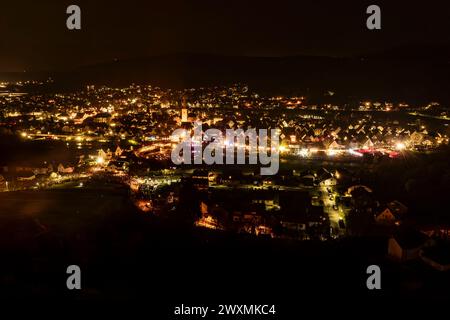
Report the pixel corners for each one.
[276,118,446,152]
[169,106,447,155]
[347,185,410,225]
[388,227,450,272]
[0,163,76,191]
[4,81,447,160]
[346,184,450,272]
[190,168,339,190]
[194,187,330,240]
[0,145,131,192]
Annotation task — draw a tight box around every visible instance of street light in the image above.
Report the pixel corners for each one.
[395,142,406,150]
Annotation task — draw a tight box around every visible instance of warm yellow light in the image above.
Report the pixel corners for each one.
[96,156,105,165]
[278,145,287,153]
[395,142,406,150]
[327,149,337,156]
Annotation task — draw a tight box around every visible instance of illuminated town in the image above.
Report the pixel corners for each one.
[1,1,450,312]
[1,81,450,243]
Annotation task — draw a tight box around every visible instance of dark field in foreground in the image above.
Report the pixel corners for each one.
[0,185,448,314]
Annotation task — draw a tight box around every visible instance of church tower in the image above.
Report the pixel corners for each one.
[181,96,188,123]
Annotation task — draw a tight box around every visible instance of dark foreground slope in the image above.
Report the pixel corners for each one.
[0,183,448,316]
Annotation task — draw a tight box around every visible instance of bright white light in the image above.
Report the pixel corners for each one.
[299,148,308,157]
[96,156,105,165]
[348,149,363,157]
[395,142,406,150]
[224,139,233,147]
[327,149,337,156]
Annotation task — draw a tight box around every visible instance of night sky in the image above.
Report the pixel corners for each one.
[0,0,449,72]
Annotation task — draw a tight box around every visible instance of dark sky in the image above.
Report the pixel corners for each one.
[0,0,449,72]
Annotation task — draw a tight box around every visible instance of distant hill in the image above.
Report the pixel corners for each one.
[2,47,450,105]
[361,43,450,61]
